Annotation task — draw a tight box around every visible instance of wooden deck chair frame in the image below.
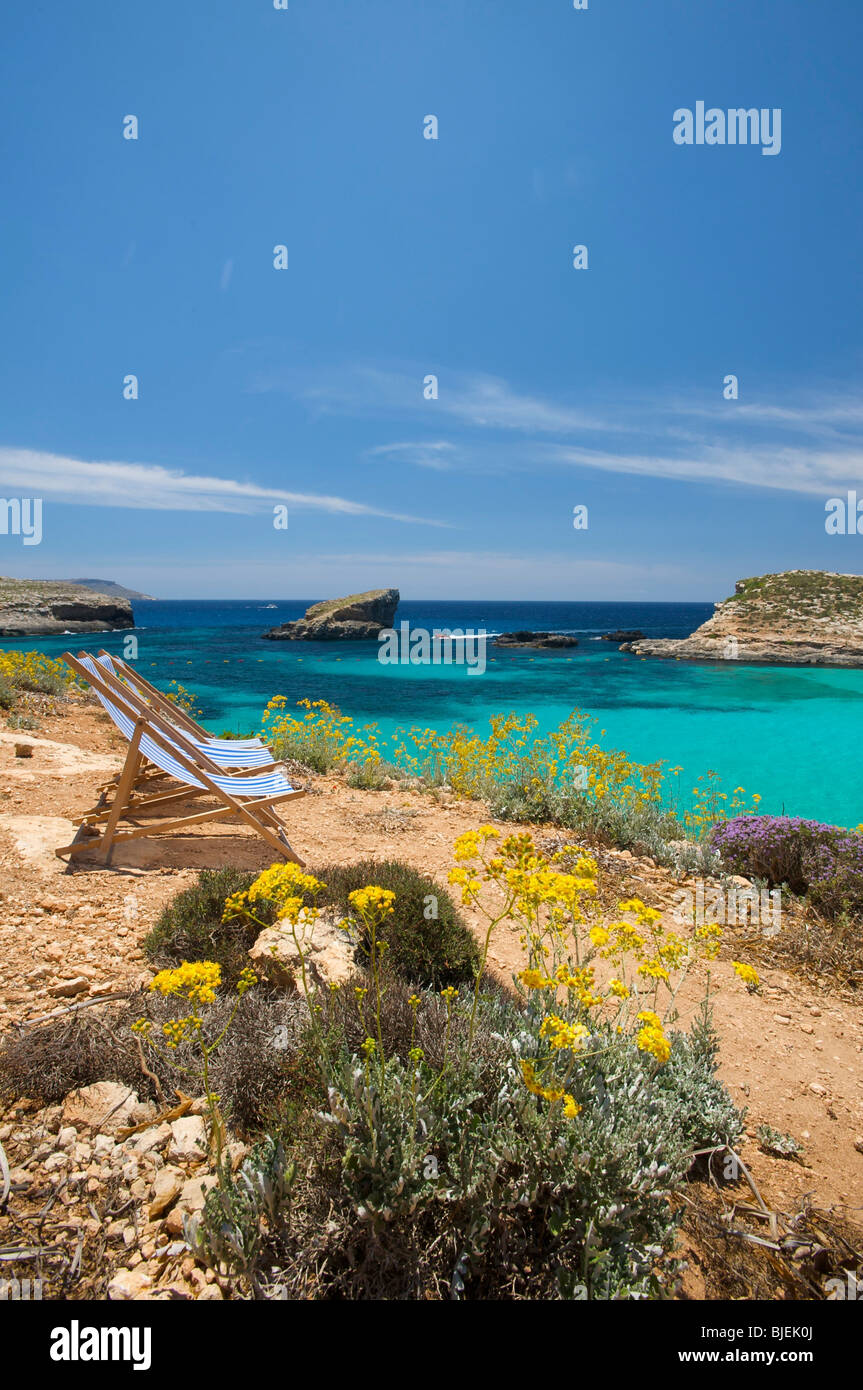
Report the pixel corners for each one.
[93,650,273,777]
[58,654,306,866]
[96,650,246,746]
[78,652,283,784]
[65,647,292,813]
[74,653,281,820]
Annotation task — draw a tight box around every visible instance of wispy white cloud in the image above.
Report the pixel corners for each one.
[269,363,863,498]
[0,447,451,527]
[543,442,863,496]
[264,364,608,434]
[367,441,459,471]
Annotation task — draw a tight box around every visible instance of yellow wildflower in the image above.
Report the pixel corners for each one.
[732,960,760,990]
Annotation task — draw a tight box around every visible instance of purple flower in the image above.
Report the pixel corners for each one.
[709,815,863,917]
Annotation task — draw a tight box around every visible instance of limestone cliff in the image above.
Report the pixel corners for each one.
[0,577,134,636]
[621,571,863,668]
[263,588,400,641]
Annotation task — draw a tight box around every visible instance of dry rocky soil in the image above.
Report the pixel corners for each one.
[1,696,862,1300]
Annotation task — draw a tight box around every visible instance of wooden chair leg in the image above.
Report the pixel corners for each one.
[99,720,145,864]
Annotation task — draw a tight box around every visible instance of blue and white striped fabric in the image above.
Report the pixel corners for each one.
[80,657,294,799]
[96,655,273,768]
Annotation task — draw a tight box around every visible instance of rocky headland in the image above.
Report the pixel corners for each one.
[621,571,863,667]
[69,579,156,602]
[263,588,400,641]
[0,577,134,636]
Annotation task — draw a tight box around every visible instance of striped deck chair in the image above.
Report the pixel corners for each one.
[57,652,305,865]
[97,651,270,760]
[91,655,273,770]
[78,654,280,809]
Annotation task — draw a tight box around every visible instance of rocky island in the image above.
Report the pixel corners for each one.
[0,576,134,636]
[493,631,578,650]
[263,588,400,641]
[621,570,863,668]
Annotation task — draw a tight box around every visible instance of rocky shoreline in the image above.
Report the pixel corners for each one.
[621,571,863,668]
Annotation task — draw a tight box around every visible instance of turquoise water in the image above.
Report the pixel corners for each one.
[5,599,863,827]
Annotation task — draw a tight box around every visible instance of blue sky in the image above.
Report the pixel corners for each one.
[1,0,861,600]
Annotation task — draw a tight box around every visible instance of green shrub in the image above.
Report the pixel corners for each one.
[146,860,477,992]
[488,779,686,856]
[756,1124,803,1160]
[223,988,742,1300]
[307,858,479,988]
[0,650,72,696]
[143,867,278,985]
[0,677,15,710]
[345,759,398,791]
[315,993,741,1299]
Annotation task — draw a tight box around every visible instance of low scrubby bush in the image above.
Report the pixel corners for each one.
[6,712,40,730]
[487,777,688,858]
[143,867,277,985]
[224,857,479,989]
[262,699,761,859]
[308,992,740,1300]
[0,987,310,1131]
[261,697,360,772]
[193,835,749,1298]
[152,859,478,991]
[710,815,863,919]
[308,858,479,988]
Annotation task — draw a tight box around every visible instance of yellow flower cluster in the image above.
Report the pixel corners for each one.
[396,708,666,809]
[0,649,76,692]
[635,1012,672,1064]
[694,922,723,961]
[732,960,760,990]
[223,862,326,922]
[539,1014,590,1053]
[348,885,396,918]
[673,768,761,839]
[161,1017,193,1049]
[260,695,761,836]
[449,828,599,926]
[520,1059,581,1116]
[164,681,201,716]
[519,968,554,990]
[261,696,380,774]
[149,960,222,1006]
[448,826,761,1122]
[554,963,603,1009]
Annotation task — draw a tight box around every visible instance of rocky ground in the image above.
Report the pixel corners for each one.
[1,694,862,1299]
